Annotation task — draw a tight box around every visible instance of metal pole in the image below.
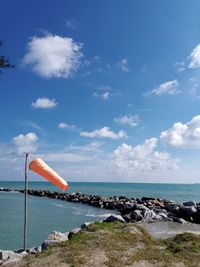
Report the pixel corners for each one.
[24,153,28,251]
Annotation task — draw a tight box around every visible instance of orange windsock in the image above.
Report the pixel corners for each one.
[29,158,68,190]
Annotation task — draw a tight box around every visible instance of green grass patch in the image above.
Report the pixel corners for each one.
[18,223,200,267]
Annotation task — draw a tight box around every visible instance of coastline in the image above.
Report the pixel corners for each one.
[1,188,200,265]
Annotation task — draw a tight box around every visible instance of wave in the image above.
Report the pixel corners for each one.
[54,204,66,208]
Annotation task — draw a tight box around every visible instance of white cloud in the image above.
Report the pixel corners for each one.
[58,122,76,130]
[113,138,180,172]
[188,44,200,69]
[174,61,186,72]
[32,97,57,109]
[150,80,180,96]
[93,91,110,100]
[80,127,127,139]
[67,141,104,153]
[23,34,83,78]
[12,132,38,155]
[116,58,129,72]
[114,115,139,127]
[160,115,200,148]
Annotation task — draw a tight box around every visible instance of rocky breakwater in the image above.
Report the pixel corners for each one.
[1,188,200,224]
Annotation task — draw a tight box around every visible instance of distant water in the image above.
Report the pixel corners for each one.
[0,181,200,250]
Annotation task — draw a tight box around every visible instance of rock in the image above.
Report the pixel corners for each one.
[0,250,23,266]
[103,215,125,223]
[122,213,133,222]
[47,231,69,242]
[141,197,155,202]
[41,240,59,250]
[0,251,21,262]
[27,247,41,254]
[172,217,187,224]
[179,205,197,218]
[19,251,28,257]
[143,210,157,222]
[150,200,164,207]
[81,222,92,230]
[130,210,143,222]
[135,204,148,211]
[157,212,169,220]
[68,228,82,240]
[164,201,179,212]
[183,201,196,207]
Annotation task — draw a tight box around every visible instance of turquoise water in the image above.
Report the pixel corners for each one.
[0,181,200,250]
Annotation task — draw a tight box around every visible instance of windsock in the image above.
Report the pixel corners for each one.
[29,158,68,190]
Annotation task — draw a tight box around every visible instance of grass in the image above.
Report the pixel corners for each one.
[16,222,200,267]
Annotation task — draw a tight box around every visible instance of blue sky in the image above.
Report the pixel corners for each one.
[1,0,200,182]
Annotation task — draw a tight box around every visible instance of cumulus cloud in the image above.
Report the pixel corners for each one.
[149,80,180,96]
[12,132,38,155]
[114,114,139,127]
[58,122,76,130]
[32,97,57,109]
[160,115,200,148]
[80,127,127,139]
[113,138,180,172]
[116,58,129,72]
[188,44,200,69]
[23,34,83,78]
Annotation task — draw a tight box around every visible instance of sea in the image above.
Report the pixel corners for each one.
[0,181,200,250]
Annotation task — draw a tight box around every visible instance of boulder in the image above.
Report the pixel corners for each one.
[135,204,148,211]
[143,210,157,222]
[27,246,41,254]
[103,215,125,223]
[81,222,93,230]
[0,250,24,266]
[130,210,143,222]
[47,231,69,242]
[164,201,179,212]
[122,213,133,223]
[0,251,22,262]
[68,228,82,240]
[41,240,60,250]
[179,205,197,218]
[141,197,155,202]
[183,201,196,207]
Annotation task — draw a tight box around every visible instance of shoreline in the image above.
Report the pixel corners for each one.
[1,188,200,225]
[1,188,200,265]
